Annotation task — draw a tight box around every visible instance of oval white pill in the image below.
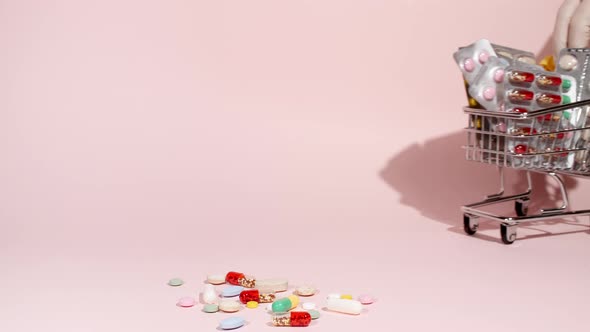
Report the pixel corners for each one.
[497,50,513,59]
[207,274,226,285]
[559,54,578,71]
[517,56,536,65]
[326,298,363,315]
[255,278,288,292]
[219,300,241,313]
[327,293,341,300]
[302,302,316,310]
[296,285,316,297]
[202,284,219,304]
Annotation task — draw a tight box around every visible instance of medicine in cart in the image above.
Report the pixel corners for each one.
[454,39,590,244]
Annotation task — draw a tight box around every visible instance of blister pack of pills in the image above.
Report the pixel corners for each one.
[463,78,484,109]
[453,39,496,84]
[468,56,510,111]
[555,49,590,128]
[498,65,579,168]
[456,41,590,171]
[556,48,590,100]
[501,67,576,114]
[556,48,590,167]
[505,113,581,169]
[503,122,540,168]
[491,44,537,66]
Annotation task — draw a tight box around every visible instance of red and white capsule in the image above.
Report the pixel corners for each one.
[508,89,534,102]
[226,271,256,288]
[536,93,562,106]
[508,71,535,84]
[239,288,276,304]
[271,311,312,327]
[536,75,562,87]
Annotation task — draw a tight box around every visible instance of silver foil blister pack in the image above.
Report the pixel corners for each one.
[491,44,537,66]
[556,48,590,168]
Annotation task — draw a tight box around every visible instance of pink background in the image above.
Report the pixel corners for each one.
[2,0,590,331]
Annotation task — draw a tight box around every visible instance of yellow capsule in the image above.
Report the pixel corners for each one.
[474,118,482,129]
[287,295,300,308]
[540,55,556,72]
[340,294,353,300]
[246,301,258,309]
[468,97,479,107]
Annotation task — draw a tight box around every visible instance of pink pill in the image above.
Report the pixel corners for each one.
[177,297,196,307]
[463,58,475,72]
[358,294,375,305]
[493,69,505,83]
[478,51,489,63]
[496,122,507,133]
[483,87,496,100]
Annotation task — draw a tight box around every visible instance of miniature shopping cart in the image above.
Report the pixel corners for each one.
[461,99,590,244]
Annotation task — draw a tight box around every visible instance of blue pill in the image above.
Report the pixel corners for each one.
[219,316,245,330]
[221,285,244,297]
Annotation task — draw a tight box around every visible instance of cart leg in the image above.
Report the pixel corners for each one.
[500,223,517,244]
[463,214,479,235]
[525,170,532,193]
[513,171,532,216]
[485,167,506,199]
[541,172,570,214]
[515,197,530,216]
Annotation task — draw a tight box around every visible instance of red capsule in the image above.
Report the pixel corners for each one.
[508,89,534,102]
[552,147,569,157]
[514,144,528,154]
[509,71,535,83]
[514,108,529,113]
[240,289,259,303]
[290,311,312,327]
[225,272,256,287]
[548,132,566,139]
[226,272,245,285]
[537,93,561,106]
[537,75,562,87]
[521,127,537,135]
[537,114,553,121]
[239,289,275,303]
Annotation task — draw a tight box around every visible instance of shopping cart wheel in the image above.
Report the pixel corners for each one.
[500,223,517,244]
[515,198,530,217]
[463,214,478,235]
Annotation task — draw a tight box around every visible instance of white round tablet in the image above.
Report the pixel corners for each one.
[207,274,226,285]
[219,300,240,313]
[302,302,316,310]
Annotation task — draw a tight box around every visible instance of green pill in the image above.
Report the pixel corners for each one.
[203,304,219,313]
[271,298,292,313]
[168,278,184,287]
[562,95,571,104]
[562,79,572,90]
[308,309,320,320]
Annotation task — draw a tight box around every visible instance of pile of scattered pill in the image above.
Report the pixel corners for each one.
[167,271,375,329]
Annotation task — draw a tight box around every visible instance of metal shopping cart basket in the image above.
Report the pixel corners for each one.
[461,99,590,244]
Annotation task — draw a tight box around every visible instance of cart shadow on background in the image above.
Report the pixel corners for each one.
[379,130,590,244]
